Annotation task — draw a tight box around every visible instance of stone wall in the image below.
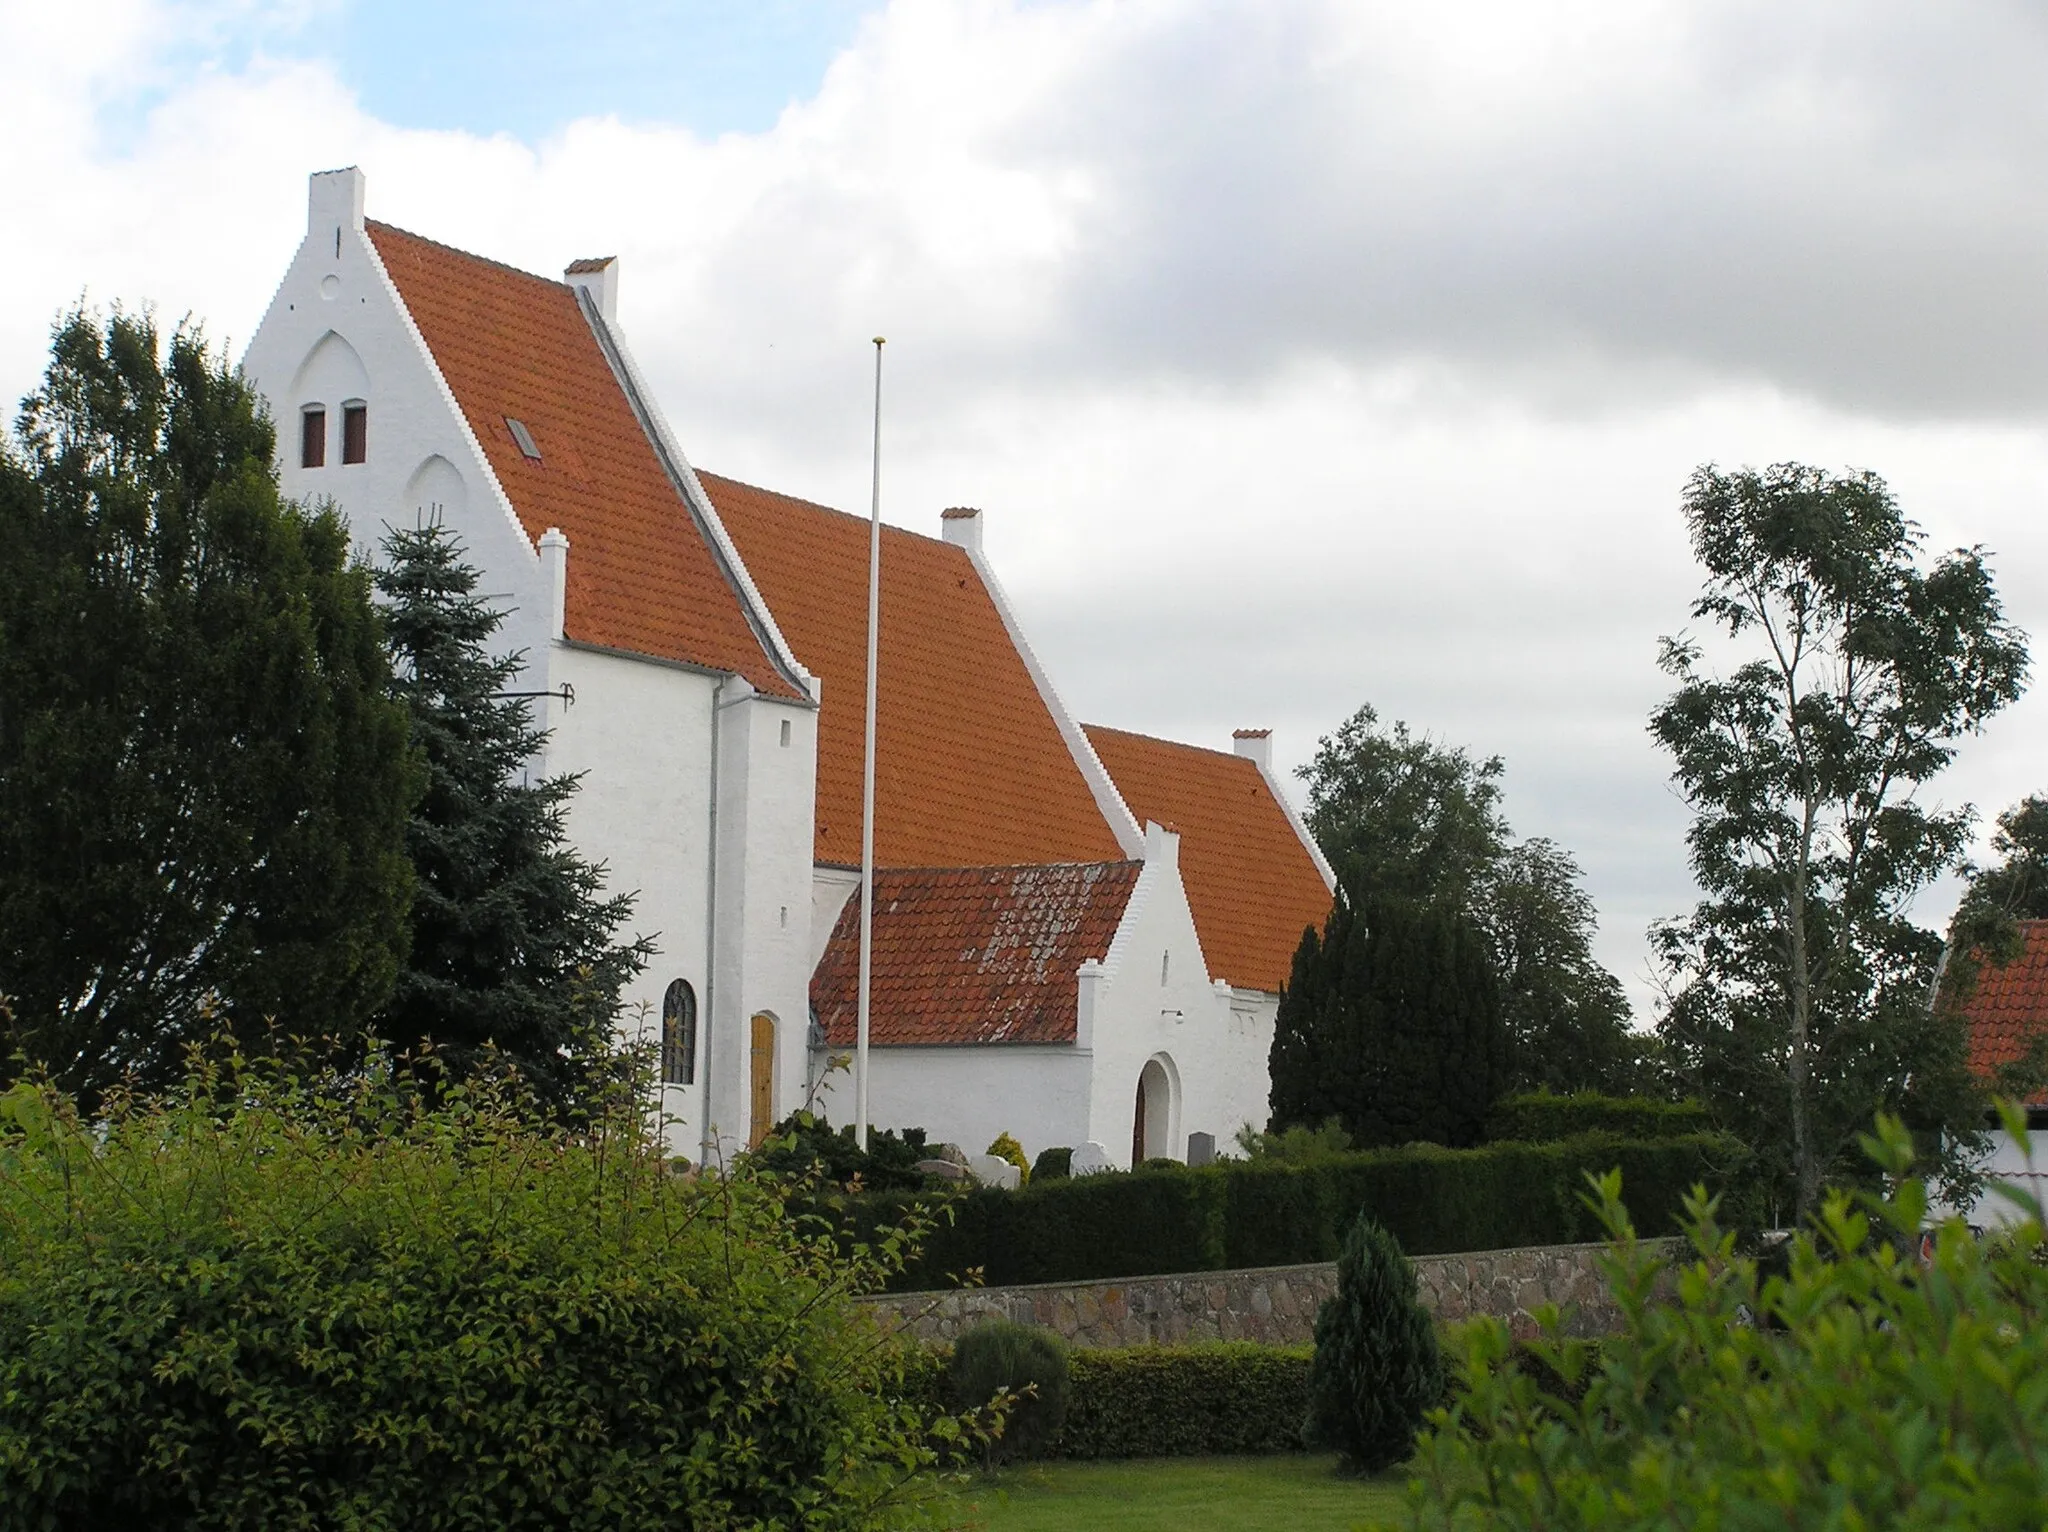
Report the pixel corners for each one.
[858,1239,1676,1348]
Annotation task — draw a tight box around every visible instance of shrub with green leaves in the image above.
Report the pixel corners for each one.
[1409,1109,2048,1529]
[0,1052,969,1530]
[947,1321,1069,1465]
[1030,1146,1072,1182]
[1060,1344,1313,1459]
[1307,1214,1446,1472]
[1488,1090,1710,1144]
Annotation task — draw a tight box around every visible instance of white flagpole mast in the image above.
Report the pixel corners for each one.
[856,337,885,1152]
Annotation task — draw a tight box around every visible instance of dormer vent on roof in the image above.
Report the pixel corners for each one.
[564,255,618,321]
[505,417,542,462]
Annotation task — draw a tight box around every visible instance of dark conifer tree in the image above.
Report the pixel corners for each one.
[1306,1212,1445,1472]
[1270,894,1508,1148]
[374,521,651,1110]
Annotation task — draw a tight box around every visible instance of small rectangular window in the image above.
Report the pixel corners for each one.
[779,719,792,747]
[341,403,367,464]
[301,408,326,469]
[505,416,542,461]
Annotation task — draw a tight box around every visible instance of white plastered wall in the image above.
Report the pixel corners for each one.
[241,168,552,706]
[840,1046,1094,1167]
[1084,822,1273,1166]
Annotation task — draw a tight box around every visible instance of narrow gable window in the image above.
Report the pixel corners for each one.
[300,408,326,468]
[661,979,697,1086]
[505,417,542,462]
[341,402,367,464]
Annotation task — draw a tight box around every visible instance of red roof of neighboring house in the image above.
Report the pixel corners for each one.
[1084,725,1332,993]
[1957,919,2048,1106]
[705,472,1128,870]
[812,862,1141,1046]
[365,221,801,699]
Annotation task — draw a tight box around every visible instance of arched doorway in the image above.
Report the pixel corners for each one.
[1132,1055,1176,1165]
[748,1013,777,1148]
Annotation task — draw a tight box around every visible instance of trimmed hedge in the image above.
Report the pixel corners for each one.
[898,1343,1313,1460]
[1490,1090,1712,1144]
[1060,1345,1313,1458]
[841,1131,1740,1292]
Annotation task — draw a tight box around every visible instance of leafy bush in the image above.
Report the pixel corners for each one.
[985,1132,1030,1184]
[849,1131,1741,1291]
[1232,1116,1355,1163]
[947,1322,1069,1465]
[1031,1146,1073,1182]
[1409,1111,2048,1529]
[750,1108,932,1191]
[0,1054,968,1530]
[1308,1214,1446,1472]
[1060,1344,1314,1458]
[1489,1090,1710,1144]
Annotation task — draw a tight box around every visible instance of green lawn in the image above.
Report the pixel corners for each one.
[948,1454,1411,1532]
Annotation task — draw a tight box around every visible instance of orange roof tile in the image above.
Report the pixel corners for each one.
[812,862,1140,1046]
[1084,725,1333,993]
[704,472,1127,869]
[1956,919,2048,1106]
[365,221,800,699]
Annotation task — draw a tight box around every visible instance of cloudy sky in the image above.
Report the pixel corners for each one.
[6,0,2047,1016]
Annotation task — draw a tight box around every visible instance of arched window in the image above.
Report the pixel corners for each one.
[661,979,697,1086]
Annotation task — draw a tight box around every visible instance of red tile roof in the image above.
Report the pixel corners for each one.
[812,862,1141,1046]
[1957,919,2048,1106]
[365,221,801,699]
[1084,725,1332,993]
[704,472,1129,870]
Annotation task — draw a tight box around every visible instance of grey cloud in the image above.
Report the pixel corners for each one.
[1017,1,2048,418]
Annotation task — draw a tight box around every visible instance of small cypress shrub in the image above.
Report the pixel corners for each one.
[987,1132,1031,1184]
[947,1321,1069,1464]
[1307,1213,1445,1472]
[1031,1145,1073,1182]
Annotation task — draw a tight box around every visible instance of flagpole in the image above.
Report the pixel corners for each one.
[856,337,884,1152]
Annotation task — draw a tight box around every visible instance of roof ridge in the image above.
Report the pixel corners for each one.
[697,469,961,552]
[365,218,568,292]
[1083,721,1256,764]
[871,858,1145,876]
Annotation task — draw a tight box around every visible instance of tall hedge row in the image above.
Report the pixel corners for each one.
[839,1131,1739,1292]
[1490,1090,1713,1144]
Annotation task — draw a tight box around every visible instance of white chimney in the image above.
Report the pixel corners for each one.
[538,527,569,640]
[1143,819,1181,869]
[940,506,984,555]
[565,256,619,322]
[1232,728,1272,772]
[1076,957,1105,1051]
[308,166,365,241]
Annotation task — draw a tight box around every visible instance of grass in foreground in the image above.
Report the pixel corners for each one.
[951,1453,1408,1532]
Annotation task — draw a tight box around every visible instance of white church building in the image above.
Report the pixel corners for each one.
[241,167,1334,1168]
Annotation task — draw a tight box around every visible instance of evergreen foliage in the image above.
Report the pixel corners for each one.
[1412,1115,2048,1529]
[986,1131,1030,1183]
[1271,894,1510,1149]
[0,309,416,1103]
[1650,462,2029,1218]
[1298,704,1643,1094]
[1031,1145,1073,1181]
[840,1130,1737,1291]
[750,1108,932,1191]
[374,521,650,1111]
[1489,1090,1711,1144]
[947,1321,1070,1465]
[1306,1213,1445,1473]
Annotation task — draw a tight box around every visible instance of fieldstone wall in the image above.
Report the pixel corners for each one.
[858,1239,1676,1348]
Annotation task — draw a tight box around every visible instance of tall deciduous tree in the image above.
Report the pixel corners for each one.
[0,310,417,1101]
[374,521,650,1111]
[1270,893,1509,1148]
[1650,462,2027,1220]
[1298,704,1642,1093]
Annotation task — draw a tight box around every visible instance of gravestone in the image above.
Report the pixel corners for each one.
[914,1159,969,1181]
[967,1153,1021,1190]
[1186,1131,1216,1167]
[1070,1141,1114,1176]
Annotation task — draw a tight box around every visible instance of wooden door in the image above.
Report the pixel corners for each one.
[749,1013,776,1148]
